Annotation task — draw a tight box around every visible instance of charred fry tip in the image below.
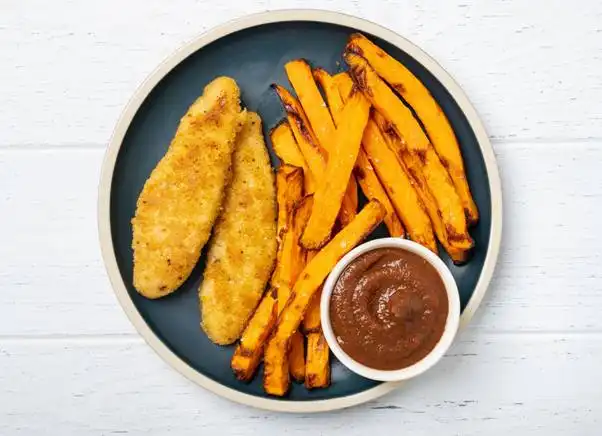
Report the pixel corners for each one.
[297,58,313,67]
[269,287,278,299]
[287,113,316,145]
[272,83,295,100]
[348,32,365,42]
[345,41,363,56]
[268,118,290,136]
[353,166,366,179]
[344,54,372,97]
[312,68,331,82]
[450,249,473,266]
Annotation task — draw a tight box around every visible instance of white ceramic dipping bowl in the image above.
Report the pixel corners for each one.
[320,237,461,382]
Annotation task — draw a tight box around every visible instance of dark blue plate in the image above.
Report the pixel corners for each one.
[99,10,502,412]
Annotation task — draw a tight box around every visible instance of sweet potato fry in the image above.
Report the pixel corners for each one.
[289,331,306,382]
[333,72,354,103]
[301,90,371,249]
[273,84,326,182]
[345,52,430,153]
[264,336,290,396]
[285,60,336,155]
[285,62,357,227]
[276,219,305,313]
[302,280,330,389]
[313,68,359,226]
[301,247,321,334]
[305,332,330,389]
[293,195,314,235]
[373,112,474,261]
[270,120,314,193]
[354,149,406,237]
[302,289,322,334]
[313,68,344,119]
[288,196,314,382]
[373,113,472,262]
[276,194,309,314]
[327,73,405,238]
[231,291,277,381]
[268,200,386,362]
[265,196,313,392]
[361,117,437,252]
[275,165,304,241]
[273,165,304,290]
[346,33,479,224]
[347,54,472,254]
[265,200,385,397]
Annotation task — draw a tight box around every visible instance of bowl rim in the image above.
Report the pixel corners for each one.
[320,237,461,382]
[97,8,503,413]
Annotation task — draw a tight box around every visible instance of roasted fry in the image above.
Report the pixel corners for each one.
[313,68,359,226]
[293,195,315,235]
[373,113,472,262]
[334,72,354,103]
[302,251,330,389]
[289,331,306,382]
[313,68,345,119]
[347,54,473,254]
[231,291,277,381]
[354,149,406,237]
[326,73,406,238]
[301,90,371,249]
[302,290,322,334]
[274,167,305,313]
[273,85,326,182]
[300,245,321,334]
[362,117,437,252]
[285,60,336,156]
[345,52,430,153]
[264,195,312,393]
[270,121,314,193]
[264,336,290,396]
[305,332,330,389]
[266,201,386,395]
[275,165,304,242]
[346,33,478,224]
[285,61,358,227]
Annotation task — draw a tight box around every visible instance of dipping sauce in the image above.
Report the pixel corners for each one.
[330,247,448,370]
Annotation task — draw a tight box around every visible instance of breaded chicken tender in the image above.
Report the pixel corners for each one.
[132,77,246,299]
[200,112,277,345]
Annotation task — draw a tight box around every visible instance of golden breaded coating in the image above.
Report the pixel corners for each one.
[200,112,277,345]
[132,77,246,299]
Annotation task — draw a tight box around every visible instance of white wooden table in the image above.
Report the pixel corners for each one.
[2,1,602,434]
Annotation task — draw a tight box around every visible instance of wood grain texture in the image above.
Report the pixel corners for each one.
[1,0,602,146]
[1,331,600,435]
[2,1,602,434]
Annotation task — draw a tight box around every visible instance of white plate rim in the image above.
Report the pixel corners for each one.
[97,8,503,413]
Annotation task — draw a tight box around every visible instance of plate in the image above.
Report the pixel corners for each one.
[98,10,502,413]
